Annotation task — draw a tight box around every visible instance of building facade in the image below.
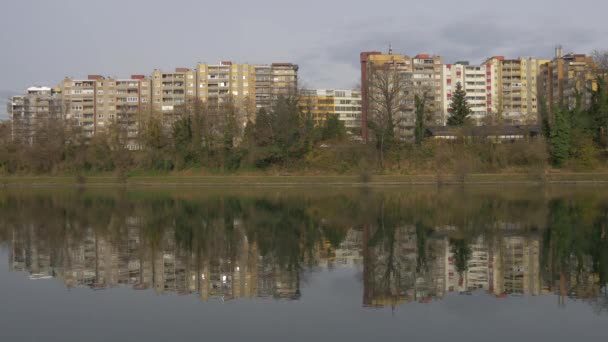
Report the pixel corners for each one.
[151,68,195,123]
[442,62,499,124]
[61,75,151,146]
[538,48,597,113]
[300,89,362,131]
[485,56,550,124]
[361,50,446,141]
[9,86,63,144]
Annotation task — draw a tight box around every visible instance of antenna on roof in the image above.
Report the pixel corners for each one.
[388,43,393,55]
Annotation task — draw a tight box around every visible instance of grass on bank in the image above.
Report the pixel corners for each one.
[3,171,608,186]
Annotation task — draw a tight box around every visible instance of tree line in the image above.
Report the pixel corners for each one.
[364,50,608,173]
[1,51,607,176]
[0,95,354,176]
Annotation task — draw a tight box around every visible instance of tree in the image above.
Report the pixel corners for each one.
[447,83,471,126]
[550,106,572,166]
[172,115,193,169]
[250,95,310,168]
[450,238,472,277]
[539,95,551,138]
[220,97,242,171]
[321,115,346,141]
[414,94,427,145]
[366,64,409,168]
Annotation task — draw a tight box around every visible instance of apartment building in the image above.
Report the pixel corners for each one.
[412,54,444,124]
[253,63,299,111]
[360,51,412,141]
[361,50,445,141]
[485,56,549,124]
[62,75,151,145]
[300,89,362,130]
[153,62,297,124]
[538,48,598,113]
[442,62,499,124]
[8,86,63,144]
[196,62,256,124]
[151,68,195,122]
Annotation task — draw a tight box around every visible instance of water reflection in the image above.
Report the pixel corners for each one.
[1,187,607,312]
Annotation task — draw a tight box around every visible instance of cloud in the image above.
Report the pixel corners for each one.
[299,16,607,89]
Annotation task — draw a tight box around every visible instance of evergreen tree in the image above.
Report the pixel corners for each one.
[550,106,572,166]
[172,115,193,168]
[591,77,608,147]
[321,115,346,141]
[539,96,551,138]
[414,94,426,145]
[447,83,471,126]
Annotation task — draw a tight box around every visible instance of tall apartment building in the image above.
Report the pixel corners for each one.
[412,54,444,124]
[151,68,195,123]
[361,51,408,141]
[485,56,550,124]
[361,50,444,141]
[253,63,299,111]
[538,48,598,113]
[62,75,151,145]
[8,86,63,144]
[442,62,499,124]
[196,62,256,124]
[151,63,297,124]
[300,89,362,131]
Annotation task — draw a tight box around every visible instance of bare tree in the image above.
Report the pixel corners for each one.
[592,49,608,73]
[366,63,410,168]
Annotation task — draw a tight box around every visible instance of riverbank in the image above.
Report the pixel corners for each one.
[3,172,608,187]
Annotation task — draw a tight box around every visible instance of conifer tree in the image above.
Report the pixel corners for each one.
[550,106,572,166]
[414,94,426,145]
[447,83,471,126]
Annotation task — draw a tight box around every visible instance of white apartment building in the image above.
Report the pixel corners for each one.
[442,62,499,124]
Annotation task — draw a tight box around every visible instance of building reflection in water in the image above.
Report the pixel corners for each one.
[2,190,607,311]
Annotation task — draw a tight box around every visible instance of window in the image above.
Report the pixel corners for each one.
[142,98,149,103]
[127,97,138,103]
[188,75,194,79]
[97,99,103,103]
[97,90,104,95]
[98,114,104,118]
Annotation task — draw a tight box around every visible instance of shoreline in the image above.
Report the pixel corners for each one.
[3,173,608,187]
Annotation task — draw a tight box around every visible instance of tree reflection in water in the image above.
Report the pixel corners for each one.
[0,187,606,311]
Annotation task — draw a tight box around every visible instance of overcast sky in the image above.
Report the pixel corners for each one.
[1,0,607,119]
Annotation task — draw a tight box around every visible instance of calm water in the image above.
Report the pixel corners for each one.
[0,186,607,341]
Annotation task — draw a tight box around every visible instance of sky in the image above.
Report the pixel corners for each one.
[1,0,607,119]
